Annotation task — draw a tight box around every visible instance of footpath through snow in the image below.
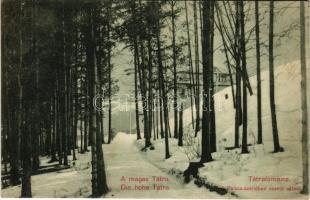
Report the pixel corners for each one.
[104,132,223,198]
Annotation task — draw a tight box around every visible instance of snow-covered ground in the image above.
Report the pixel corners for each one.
[136,61,309,199]
[1,132,226,198]
[1,151,93,197]
[1,61,308,198]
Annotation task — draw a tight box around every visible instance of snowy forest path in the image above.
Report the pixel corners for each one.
[104,132,222,198]
[1,132,223,198]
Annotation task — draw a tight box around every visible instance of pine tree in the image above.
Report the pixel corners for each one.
[193,0,201,135]
[178,103,183,147]
[300,0,308,194]
[240,0,249,154]
[155,1,170,159]
[255,0,263,145]
[200,0,214,163]
[184,0,195,131]
[171,0,178,139]
[269,1,283,153]
[20,0,32,196]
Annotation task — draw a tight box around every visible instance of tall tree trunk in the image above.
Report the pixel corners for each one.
[147,29,153,144]
[88,8,98,196]
[46,105,52,156]
[139,39,151,147]
[96,29,103,146]
[210,4,216,153]
[84,76,89,151]
[155,95,159,139]
[129,0,141,140]
[95,14,109,196]
[255,0,263,144]
[234,1,242,148]
[57,71,63,165]
[158,89,164,138]
[184,0,195,131]
[240,0,249,154]
[152,100,156,140]
[156,2,170,159]
[21,106,32,197]
[200,0,213,163]
[73,27,79,157]
[137,0,150,144]
[134,37,141,140]
[20,1,31,195]
[32,0,40,170]
[1,7,9,174]
[300,0,308,194]
[62,1,68,166]
[50,90,57,162]
[107,17,113,144]
[7,1,24,181]
[80,114,84,153]
[269,1,283,153]
[171,0,178,139]
[193,0,201,135]
[10,98,21,184]
[178,103,183,147]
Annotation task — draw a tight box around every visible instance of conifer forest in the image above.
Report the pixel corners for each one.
[1,0,309,198]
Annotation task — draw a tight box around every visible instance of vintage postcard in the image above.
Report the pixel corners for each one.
[1,0,309,199]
